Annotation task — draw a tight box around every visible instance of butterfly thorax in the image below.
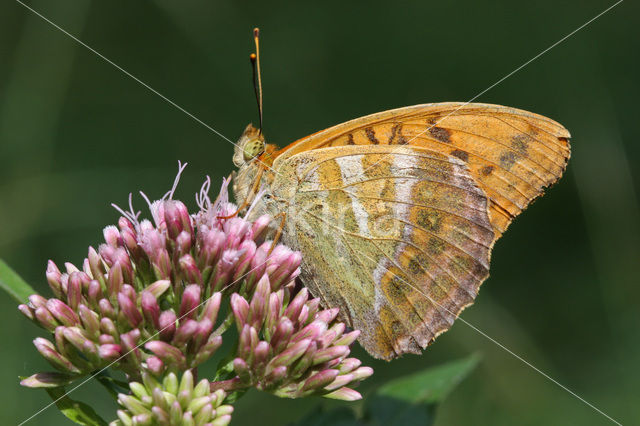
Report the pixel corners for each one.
[231,123,282,219]
[228,104,571,360]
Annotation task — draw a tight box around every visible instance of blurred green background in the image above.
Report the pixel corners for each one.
[1,0,638,424]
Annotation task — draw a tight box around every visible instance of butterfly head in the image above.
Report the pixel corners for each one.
[233,123,265,167]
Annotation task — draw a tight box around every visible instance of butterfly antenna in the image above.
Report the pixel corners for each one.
[250,27,264,135]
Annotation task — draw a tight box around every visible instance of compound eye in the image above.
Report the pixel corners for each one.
[243,139,265,161]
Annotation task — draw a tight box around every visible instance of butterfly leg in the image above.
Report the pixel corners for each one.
[218,164,266,219]
[267,210,287,255]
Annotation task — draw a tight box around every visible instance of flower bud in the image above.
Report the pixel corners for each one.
[46,260,63,298]
[237,325,258,362]
[77,304,100,338]
[232,240,256,283]
[175,231,192,256]
[263,365,287,388]
[315,307,339,324]
[103,225,122,247]
[34,306,59,331]
[250,215,271,243]
[233,358,251,384]
[268,339,311,368]
[146,356,164,376]
[33,338,80,373]
[284,288,308,324]
[247,275,269,329]
[333,330,360,347]
[170,401,183,425]
[64,262,80,274]
[145,280,171,298]
[179,255,202,285]
[20,372,75,388]
[192,319,214,352]
[18,304,35,321]
[302,369,339,392]
[145,341,186,370]
[200,229,225,267]
[100,317,118,338]
[230,294,249,331]
[117,291,142,328]
[270,317,294,354]
[107,262,124,296]
[173,319,198,347]
[324,373,354,391]
[140,291,160,329]
[292,321,327,344]
[158,311,177,341]
[99,343,122,360]
[67,272,85,310]
[200,292,221,324]
[324,387,362,401]
[179,284,201,319]
[98,334,115,344]
[46,299,79,326]
[351,366,374,381]
[118,394,149,416]
[120,330,142,366]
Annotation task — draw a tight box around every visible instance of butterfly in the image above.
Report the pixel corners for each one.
[231,30,570,360]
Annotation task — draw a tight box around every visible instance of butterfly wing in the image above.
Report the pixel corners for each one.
[271,145,495,359]
[274,102,571,235]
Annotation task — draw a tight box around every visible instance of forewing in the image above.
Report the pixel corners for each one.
[273,145,495,360]
[274,103,570,235]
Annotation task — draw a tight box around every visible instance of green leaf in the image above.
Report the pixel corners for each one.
[0,258,37,304]
[375,354,480,405]
[364,354,480,426]
[294,355,480,426]
[45,387,108,426]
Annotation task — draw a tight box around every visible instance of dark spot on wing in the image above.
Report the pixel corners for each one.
[480,165,494,176]
[417,210,442,233]
[429,126,451,143]
[346,133,355,145]
[389,124,399,144]
[408,258,422,275]
[365,127,380,144]
[499,151,518,170]
[450,149,469,162]
[511,134,530,154]
[390,123,409,145]
[427,237,446,256]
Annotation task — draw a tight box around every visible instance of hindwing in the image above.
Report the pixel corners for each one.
[272,145,494,359]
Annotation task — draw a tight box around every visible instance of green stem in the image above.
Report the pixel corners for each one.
[213,312,235,337]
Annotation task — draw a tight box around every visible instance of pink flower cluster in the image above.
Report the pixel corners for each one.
[18,166,372,423]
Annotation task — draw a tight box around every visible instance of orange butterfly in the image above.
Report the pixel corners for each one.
[232,29,570,360]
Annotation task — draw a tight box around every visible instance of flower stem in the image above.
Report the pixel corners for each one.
[210,377,244,392]
[213,311,235,337]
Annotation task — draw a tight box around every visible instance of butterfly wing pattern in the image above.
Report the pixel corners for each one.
[276,103,571,236]
[271,146,495,359]
[241,103,570,360]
